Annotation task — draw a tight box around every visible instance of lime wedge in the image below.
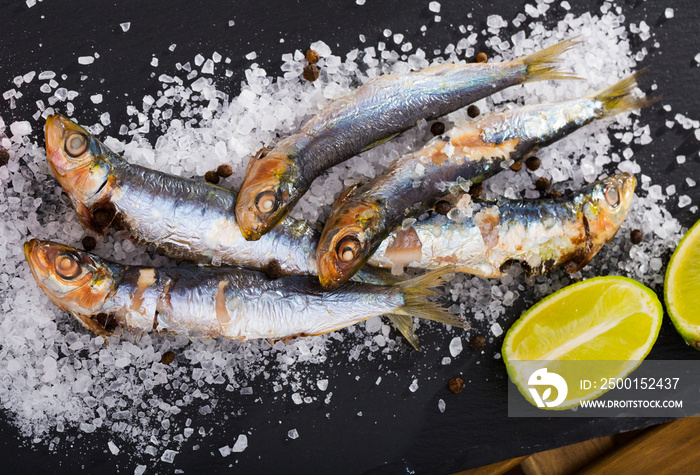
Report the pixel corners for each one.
[665,219,700,348]
[503,276,663,410]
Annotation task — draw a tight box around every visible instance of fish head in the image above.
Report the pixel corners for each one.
[567,173,635,272]
[584,172,636,242]
[235,149,301,241]
[317,200,380,288]
[45,114,112,204]
[24,239,118,336]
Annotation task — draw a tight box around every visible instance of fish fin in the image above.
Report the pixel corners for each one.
[360,132,400,152]
[394,267,468,329]
[565,243,605,273]
[70,197,105,234]
[518,37,583,83]
[70,311,113,340]
[591,69,659,117]
[387,314,421,351]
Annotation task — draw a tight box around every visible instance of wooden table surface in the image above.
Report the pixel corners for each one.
[460,417,700,474]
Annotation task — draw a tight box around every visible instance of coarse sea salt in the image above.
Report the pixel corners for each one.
[0,2,687,469]
[232,434,248,452]
[449,337,463,357]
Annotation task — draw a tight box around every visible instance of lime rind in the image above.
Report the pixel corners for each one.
[503,276,663,411]
[665,219,700,349]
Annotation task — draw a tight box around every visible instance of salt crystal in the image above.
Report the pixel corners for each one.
[108,441,120,455]
[194,54,205,66]
[291,393,303,404]
[228,20,234,26]
[151,58,158,67]
[664,8,674,19]
[10,121,31,136]
[115,357,130,368]
[365,316,382,333]
[375,377,382,385]
[356,0,365,4]
[219,445,231,457]
[78,56,95,65]
[161,449,177,463]
[317,379,328,391]
[677,155,686,164]
[428,1,441,13]
[288,429,299,439]
[309,40,332,57]
[491,323,503,337]
[232,434,248,452]
[487,15,506,29]
[245,51,257,60]
[687,178,696,187]
[26,0,36,7]
[449,337,463,357]
[438,399,446,413]
[679,195,692,208]
[80,422,96,433]
[120,22,131,32]
[202,59,215,75]
[134,465,146,475]
[393,33,404,44]
[90,94,103,104]
[525,3,539,17]
[409,379,419,392]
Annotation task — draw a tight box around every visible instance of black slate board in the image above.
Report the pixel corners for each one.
[1,0,699,473]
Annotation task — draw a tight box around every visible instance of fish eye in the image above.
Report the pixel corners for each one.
[55,253,82,280]
[604,184,619,207]
[65,132,88,158]
[336,236,361,263]
[255,190,279,214]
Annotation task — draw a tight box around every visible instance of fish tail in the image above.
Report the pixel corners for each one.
[591,69,658,117]
[517,37,583,83]
[389,267,467,349]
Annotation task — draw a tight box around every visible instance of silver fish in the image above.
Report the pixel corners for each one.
[234,39,581,241]
[317,73,651,287]
[368,174,636,277]
[24,239,464,349]
[45,114,319,276]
